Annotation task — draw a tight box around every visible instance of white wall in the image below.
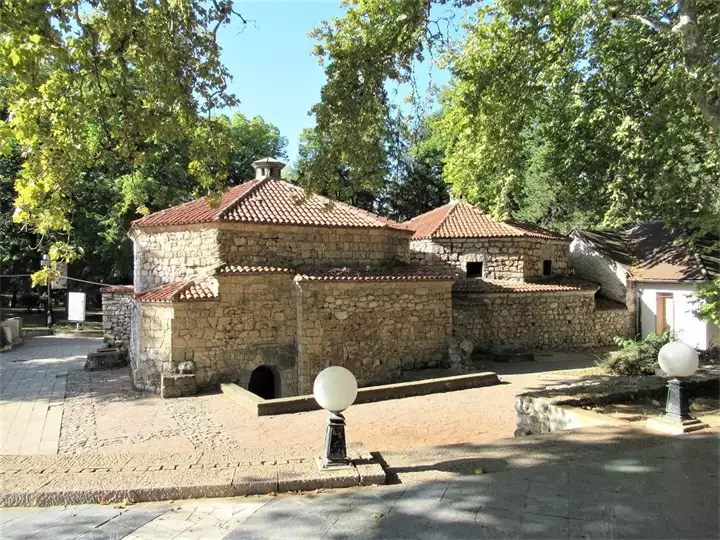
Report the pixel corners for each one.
[569,237,629,304]
[638,282,715,349]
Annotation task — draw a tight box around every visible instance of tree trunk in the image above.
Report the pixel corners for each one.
[673,0,720,133]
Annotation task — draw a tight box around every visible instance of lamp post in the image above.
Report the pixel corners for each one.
[40,254,53,329]
[647,341,708,434]
[313,366,358,470]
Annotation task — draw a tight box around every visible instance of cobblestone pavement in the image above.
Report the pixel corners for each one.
[2,431,718,539]
[2,337,606,457]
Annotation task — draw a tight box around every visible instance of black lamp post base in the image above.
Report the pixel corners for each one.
[647,378,708,434]
[315,456,355,472]
[647,415,709,435]
[317,412,353,472]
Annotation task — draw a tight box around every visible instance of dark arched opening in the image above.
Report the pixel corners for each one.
[248,366,277,399]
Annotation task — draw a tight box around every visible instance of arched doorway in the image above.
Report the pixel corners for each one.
[248,366,277,399]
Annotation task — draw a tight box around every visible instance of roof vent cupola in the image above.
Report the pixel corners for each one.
[252,157,285,179]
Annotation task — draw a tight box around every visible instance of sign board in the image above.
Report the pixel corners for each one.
[51,262,68,290]
[67,292,86,322]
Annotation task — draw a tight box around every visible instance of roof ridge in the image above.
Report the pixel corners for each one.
[216,178,266,220]
[428,201,460,237]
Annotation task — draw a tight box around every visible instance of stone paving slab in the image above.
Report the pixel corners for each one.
[0,444,386,507]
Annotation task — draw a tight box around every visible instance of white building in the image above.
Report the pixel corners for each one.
[569,222,719,350]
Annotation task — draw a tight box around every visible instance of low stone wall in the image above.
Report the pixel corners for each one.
[515,366,720,436]
[453,291,632,350]
[100,286,134,345]
[410,238,569,281]
[295,280,453,394]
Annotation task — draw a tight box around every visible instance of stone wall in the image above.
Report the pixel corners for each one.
[132,226,221,292]
[410,238,569,281]
[295,280,453,394]
[171,274,298,393]
[100,287,134,345]
[453,291,632,350]
[217,224,411,269]
[133,303,174,391]
[569,237,629,304]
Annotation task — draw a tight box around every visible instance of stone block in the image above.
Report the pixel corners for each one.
[161,373,197,398]
[85,349,128,371]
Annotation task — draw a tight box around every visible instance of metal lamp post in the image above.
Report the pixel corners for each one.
[40,254,53,329]
[313,366,358,471]
[647,341,708,434]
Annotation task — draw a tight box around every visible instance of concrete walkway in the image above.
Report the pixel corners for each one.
[1,430,718,539]
[0,337,99,455]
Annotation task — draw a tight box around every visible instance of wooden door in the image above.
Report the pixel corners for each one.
[655,293,674,335]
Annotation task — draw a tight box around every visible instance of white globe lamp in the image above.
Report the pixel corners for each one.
[313,366,358,414]
[313,366,358,470]
[648,341,707,434]
[658,341,699,378]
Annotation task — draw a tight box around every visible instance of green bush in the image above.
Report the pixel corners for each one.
[599,332,674,376]
[0,327,9,349]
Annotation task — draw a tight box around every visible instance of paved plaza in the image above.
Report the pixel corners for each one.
[1,430,718,539]
[1,337,608,457]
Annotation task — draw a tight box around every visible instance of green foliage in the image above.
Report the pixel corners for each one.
[0,0,244,278]
[601,332,674,376]
[693,278,720,327]
[307,0,720,235]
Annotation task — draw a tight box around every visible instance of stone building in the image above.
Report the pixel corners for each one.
[406,202,633,351]
[119,159,454,396]
[102,164,633,398]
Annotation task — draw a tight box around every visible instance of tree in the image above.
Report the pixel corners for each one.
[221,113,288,184]
[306,0,720,234]
[383,118,449,221]
[0,0,245,283]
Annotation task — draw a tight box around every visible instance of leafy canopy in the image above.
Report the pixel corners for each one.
[0,0,244,281]
[305,0,720,234]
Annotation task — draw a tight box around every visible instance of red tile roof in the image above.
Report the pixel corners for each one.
[295,266,457,282]
[136,280,217,302]
[453,278,598,294]
[99,285,134,294]
[217,265,296,275]
[132,178,409,232]
[407,201,567,241]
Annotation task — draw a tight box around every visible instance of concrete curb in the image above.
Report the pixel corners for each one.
[0,444,385,508]
[222,371,501,416]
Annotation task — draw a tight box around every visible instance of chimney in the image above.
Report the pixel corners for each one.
[251,157,285,179]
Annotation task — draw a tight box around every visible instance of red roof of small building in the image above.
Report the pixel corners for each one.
[453,278,598,294]
[135,280,217,302]
[295,266,457,282]
[132,178,408,232]
[406,201,566,241]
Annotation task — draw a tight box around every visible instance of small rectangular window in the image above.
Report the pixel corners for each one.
[543,260,552,276]
[466,262,484,278]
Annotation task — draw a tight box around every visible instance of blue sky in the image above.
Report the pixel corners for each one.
[217,1,458,164]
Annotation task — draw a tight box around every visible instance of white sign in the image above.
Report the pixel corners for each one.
[52,262,68,290]
[67,292,86,322]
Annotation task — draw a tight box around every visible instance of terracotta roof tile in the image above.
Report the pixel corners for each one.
[136,280,218,302]
[100,285,134,294]
[453,278,598,294]
[132,181,261,228]
[217,265,296,275]
[132,178,408,232]
[407,201,566,240]
[295,266,456,282]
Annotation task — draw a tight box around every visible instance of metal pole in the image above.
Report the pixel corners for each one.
[46,278,53,329]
